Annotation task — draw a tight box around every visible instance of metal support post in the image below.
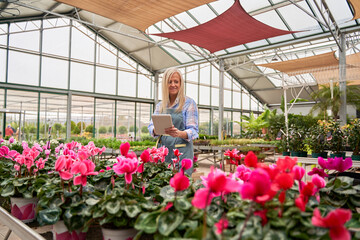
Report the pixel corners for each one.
[154,72,159,106]
[339,32,347,125]
[283,74,289,151]
[66,92,72,140]
[218,60,224,140]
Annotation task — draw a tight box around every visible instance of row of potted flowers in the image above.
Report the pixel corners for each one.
[0,138,360,239]
[279,119,360,160]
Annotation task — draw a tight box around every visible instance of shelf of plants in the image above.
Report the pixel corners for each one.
[0,137,359,240]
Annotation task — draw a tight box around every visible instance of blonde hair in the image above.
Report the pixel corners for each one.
[160,68,185,113]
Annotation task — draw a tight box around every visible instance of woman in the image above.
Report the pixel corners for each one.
[148,68,199,175]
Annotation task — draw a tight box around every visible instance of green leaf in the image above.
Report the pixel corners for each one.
[125,205,142,218]
[85,198,100,206]
[349,195,360,207]
[174,198,191,212]
[37,208,61,225]
[160,185,175,200]
[135,212,160,234]
[1,185,14,197]
[184,225,203,238]
[334,188,357,195]
[158,211,184,237]
[106,200,121,215]
[178,220,198,231]
[263,230,287,240]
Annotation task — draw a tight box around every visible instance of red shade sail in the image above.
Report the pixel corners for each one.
[153,0,296,53]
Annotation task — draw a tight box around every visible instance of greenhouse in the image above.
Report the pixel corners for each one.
[1,0,360,239]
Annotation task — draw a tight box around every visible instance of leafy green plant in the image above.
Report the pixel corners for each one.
[304,124,327,153]
[320,176,360,211]
[345,119,360,155]
[326,120,345,154]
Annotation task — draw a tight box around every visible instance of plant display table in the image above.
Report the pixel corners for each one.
[0,206,45,240]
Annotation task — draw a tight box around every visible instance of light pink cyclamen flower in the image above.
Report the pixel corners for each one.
[113,156,138,184]
[311,174,326,189]
[235,165,252,182]
[55,155,73,180]
[9,137,15,144]
[45,149,51,156]
[71,159,98,186]
[292,165,305,181]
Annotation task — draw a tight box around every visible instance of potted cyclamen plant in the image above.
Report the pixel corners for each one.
[86,143,149,240]
[36,141,105,240]
[0,142,51,223]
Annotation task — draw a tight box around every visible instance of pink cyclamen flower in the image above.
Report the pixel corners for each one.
[312,174,326,189]
[308,167,328,178]
[215,218,229,235]
[71,159,98,186]
[9,137,15,144]
[35,158,47,170]
[164,202,173,211]
[235,165,252,182]
[192,188,217,209]
[181,159,193,171]
[140,150,150,163]
[113,156,138,184]
[312,208,352,240]
[45,149,51,156]
[77,150,88,161]
[120,142,130,156]
[170,172,190,192]
[318,157,352,172]
[240,168,271,201]
[292,165,305,181]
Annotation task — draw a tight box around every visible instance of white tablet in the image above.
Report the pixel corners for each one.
[152,114,173,135]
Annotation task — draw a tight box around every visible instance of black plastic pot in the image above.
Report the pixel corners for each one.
[282,151,290,156]
[311,153,322,158]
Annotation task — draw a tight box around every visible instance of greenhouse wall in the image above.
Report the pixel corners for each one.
[0,18,263,141]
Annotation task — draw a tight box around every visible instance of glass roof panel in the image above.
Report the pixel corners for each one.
[225,45,247,53]
[209,0,235,15]
[172,12,198,28]
[277,2,323,37]
[188,4,217,24]
[253,10,288,30]
[240,0,271,12]
[323,0,354,24]
[162,42,194,63]
[245,39,269,48]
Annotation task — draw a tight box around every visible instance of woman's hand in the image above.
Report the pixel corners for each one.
[165,125,186,138]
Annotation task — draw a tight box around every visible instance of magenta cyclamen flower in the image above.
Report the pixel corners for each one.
[318,157,352,172]
[181,159,193,171]
[240,168,271,202]
[113,156,138,184]
[71,159,98,186]
[308,167,328,178]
